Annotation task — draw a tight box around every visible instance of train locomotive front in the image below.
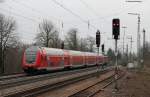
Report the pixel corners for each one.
[22,46,47,73]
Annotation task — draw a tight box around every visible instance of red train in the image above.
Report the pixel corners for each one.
[22,46,109,74]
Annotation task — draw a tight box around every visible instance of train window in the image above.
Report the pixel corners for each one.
[25,47,38,64]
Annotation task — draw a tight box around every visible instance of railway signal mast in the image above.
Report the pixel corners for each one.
[102,44,105,55]
[96,30,101,69]
[102,44,105,68]
[112,18,120,91]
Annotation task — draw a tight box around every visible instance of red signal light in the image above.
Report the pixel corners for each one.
[112,18,120,40]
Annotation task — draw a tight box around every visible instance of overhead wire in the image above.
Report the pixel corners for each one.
[0,7,39,38]
[4,0,138,42]
[79,0,108,44]
[12,0,91,31]
[6,0,100,30]
[12,0,60,21]
[51,0,98,30]
[89,3,140,21]
[0,6,40,40]
[79,0,99,17]
[79,0,101,37]
[11,0,89,38]
[0,0,100,43]
[0,7,38,23]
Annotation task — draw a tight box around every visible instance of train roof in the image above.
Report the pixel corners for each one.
[42,47,64,55]
[25,46,40,52]
[26,46,104,56]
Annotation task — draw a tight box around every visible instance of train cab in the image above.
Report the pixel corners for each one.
[22,46,46,73]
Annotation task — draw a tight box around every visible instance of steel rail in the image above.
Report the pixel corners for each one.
[1,70,110,97]
[68,71,125,97]
[0,73,26,81]
[22,71,104,97]
[88,72,125,97]
[0,66,101,89]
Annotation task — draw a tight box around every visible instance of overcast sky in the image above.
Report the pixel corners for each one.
[0,0,150,53]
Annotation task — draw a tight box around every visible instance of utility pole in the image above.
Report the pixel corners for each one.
[143,29,145,63]
[126,0,142,66]
[128,13,141,66]
[126,44,128,62]
[138,15,141,64]
[61,21,64,67]
[0,28,3,74]
[128,36,134,62]
[122,26,127,54]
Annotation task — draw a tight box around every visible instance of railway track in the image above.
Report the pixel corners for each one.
[22,68,114,97]
[0,73,26,81]
[68,70,125,97]
[0,66,101,89]
[0,66,111,97]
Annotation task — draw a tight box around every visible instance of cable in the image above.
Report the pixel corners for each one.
[13,0,60,21]
[0,7,38,23]
[5,3,42,20]
[79,0,99,17]
[90,4,138,21]
[0,7,39,39]
[51,0,98,30]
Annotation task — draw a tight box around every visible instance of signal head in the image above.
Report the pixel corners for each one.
[112,18,120,40]
[96,30,101,47]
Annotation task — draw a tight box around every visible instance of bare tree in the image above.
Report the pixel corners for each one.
[65,29,95,52]
[49,30,62,48]
[35,20,61,48]
[86,36,95,52]
[78,36,95,52]
[65,28,79,50]
[79,38,88,51]
[0,14,17,74]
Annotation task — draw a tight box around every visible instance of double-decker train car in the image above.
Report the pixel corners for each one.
[22,46,109,74]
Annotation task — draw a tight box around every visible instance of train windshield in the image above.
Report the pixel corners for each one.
[25,47,39,64]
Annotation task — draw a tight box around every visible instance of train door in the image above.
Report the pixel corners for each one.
[63,50,70,67]
[40,48,48,68]
[83,53,86,66]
